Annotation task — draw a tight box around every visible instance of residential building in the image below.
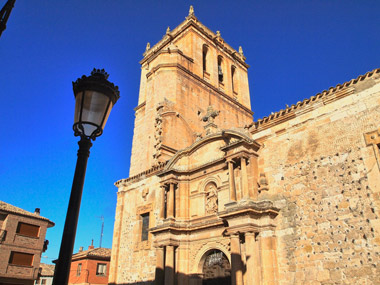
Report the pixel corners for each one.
[0,201,54,285]
[34,263,54,285]
[109,6,380,285]
[67,244,111,285]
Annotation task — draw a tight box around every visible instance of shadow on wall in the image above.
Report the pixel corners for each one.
[108,266,232,285]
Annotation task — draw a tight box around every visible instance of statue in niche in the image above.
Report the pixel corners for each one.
[205,183,218,214]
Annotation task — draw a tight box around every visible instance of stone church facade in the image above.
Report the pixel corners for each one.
[109,7,380,285]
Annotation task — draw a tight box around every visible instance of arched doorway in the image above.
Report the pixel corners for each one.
[202,249,231,285]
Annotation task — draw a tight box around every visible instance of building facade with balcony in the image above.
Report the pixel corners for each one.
[0,201,54,285]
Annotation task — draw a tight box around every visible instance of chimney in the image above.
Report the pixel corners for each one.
[79,246,83,252]
[34,208,40,215]
[88,239,95,250]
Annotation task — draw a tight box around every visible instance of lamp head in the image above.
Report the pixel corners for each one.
[72,68,120,140]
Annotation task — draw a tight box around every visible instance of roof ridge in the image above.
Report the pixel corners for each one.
[140,7,246,67]
[255,67,380,126]
[0,200,54,226]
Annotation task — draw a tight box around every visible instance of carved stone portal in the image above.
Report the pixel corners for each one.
[202,250,231,283]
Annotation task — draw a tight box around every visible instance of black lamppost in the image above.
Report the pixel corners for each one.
[53,69,119,285]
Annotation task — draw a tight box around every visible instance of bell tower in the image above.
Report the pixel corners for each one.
[129,6,253,176]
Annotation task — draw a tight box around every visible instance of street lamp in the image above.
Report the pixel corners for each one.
[53,69,119,285]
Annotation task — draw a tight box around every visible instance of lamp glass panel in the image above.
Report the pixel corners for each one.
[100,102,113,130]
[74,91,83,124]
[81,90,110,136]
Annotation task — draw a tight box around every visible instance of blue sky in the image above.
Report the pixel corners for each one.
[1,0,379,264]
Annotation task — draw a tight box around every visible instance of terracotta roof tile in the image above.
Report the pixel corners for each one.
[0,200,54,226]
[39,263,55,276]
[72,247,111,261]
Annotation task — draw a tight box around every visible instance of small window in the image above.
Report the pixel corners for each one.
[9,251,34,266]
[231,66,237,93]
[202,45,208,72]
[41,279,46,285]
[96,263,107,276]
[77,263,82,276]
[141,213,150,241]
[218,56,223,83]
[16,222,40,238]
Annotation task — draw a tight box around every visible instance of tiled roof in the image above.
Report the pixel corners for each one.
[39,263,55,276]
[72,247,111,261]
[253,68,380,131]
[0,201,54,226]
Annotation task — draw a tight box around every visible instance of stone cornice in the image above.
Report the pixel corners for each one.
[150,217,225,235]
[219,200,280,219]
[162,130,254,172]
[134,101,146,112]
[115,161,168,187]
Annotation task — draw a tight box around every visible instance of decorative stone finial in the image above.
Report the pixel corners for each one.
[189,5,194,16]
[216,31,221,37]
[166,26,170,34]
[258,173,269,192]
[239,46,244,56]
[146,42,150,52]
[202,105,220,135]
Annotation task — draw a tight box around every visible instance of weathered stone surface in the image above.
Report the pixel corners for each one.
[110,7,380,285]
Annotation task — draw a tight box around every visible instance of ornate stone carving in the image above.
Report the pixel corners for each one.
[258,173,269,192]
[142,188,149,201]
[205,183,218,214]
[202,105,220,135]
[153,114,163,162]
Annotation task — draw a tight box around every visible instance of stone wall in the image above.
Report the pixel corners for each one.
[253,74,380,284]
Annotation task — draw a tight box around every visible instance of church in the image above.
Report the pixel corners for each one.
[109,7,380,285]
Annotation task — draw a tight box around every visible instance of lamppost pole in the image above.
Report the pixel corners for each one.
[0,0,16,38]
[52,69,119,285]
[53,137,92,284]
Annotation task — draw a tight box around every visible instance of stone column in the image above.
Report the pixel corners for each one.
[165,245,175,285]
[177,183,186,219]
[177,246,189,285]
[241,157,249,199]
[155,247,165,285]
[249,156,258,200]
[245,232,260,285]
[231,234,243,285]
[227,159,237,201]
[167,183,174,219]
[160,185,166,219]
[260,233,278,285]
